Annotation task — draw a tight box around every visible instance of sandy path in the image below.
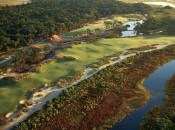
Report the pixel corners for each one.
[1,43,174,130]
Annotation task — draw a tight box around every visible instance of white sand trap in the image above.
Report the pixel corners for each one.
[143,2,175,8]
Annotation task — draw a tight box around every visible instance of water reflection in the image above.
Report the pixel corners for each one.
[110,60,175,130]
[121,20,143,37]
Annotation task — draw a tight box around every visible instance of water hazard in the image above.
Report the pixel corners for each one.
[121,20,143,37]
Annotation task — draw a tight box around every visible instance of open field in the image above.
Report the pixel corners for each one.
[0,0,29,6]
[119,0,175,4]
[119,0,175,8]
[61,16,130,38]
[0,34,175,116]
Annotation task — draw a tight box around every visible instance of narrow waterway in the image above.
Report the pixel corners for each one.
[110,60,175,130]
[121,20,143,37]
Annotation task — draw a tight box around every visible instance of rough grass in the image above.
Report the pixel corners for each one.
[98,79,150,129]
[119,0,173,3]
[0,34,175,116]
[0,0,29,5]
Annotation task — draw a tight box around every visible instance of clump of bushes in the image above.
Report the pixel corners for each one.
[3,72,31,82]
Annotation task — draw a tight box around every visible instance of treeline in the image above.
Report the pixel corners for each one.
[136,14,175,34]
[0,0,151,51]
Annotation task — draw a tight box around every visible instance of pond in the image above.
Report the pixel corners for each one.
[121,20,143,37]
[110,60,175,130]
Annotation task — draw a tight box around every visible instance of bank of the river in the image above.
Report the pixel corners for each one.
[11,44,175,130]
[110,60,175,130]
[140,71,175,130]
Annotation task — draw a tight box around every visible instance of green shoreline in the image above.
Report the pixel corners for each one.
[140,73,175,130]
[97,79,150,130]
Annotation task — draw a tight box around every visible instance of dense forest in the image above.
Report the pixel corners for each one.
[136,7,175,34]
[0,0,151,51]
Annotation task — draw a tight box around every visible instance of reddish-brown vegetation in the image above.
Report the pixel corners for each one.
[140,71,175,130]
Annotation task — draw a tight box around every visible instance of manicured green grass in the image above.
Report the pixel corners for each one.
[61,16,128,38]
[1,34,175,116]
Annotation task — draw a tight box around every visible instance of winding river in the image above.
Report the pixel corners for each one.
[110,60,175,130]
